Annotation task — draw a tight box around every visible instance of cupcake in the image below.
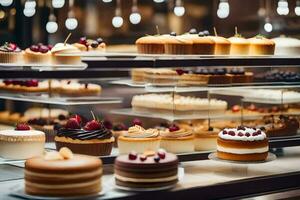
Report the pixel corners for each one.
[23,44,52,64]
[206,29,231,55]
[164,32,193,54]
[160,124,194,153]
[118,125,161,154]
[136,35,166,54]
[55,115,114,156]
[51,43,81,65]
[73,37,106,52]
[248,35,275,55]
[228,30,250,55]
[0,42,22,63]
[194,127,220,151]
[111,123,128,147]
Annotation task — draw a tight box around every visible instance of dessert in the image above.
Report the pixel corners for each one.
[73,37,106,52]
[181,30,215,54]
[228,29,250,55]
[131,68,151,83]
[111,123,128,147]
[0,42,22,63]
[160,124,194,153]
[118,125,161,154]
[55,115,114,156]
[51,43,81,65]
[58,80,102,96]
[23,43,52,64]
[261,70,300,82]
[144,68,178,85]
[217,127,269,161]
[272,36,300,55]
[248,35,275,55]
[0,123,45,159]
[25,148,102,197]
[207,29,231,55]
[135,35,165,54]
[228,68,253,83]
[164,32,193,54]
[194,127,220,151]
[0,80,49,93]
[114,149,179,188]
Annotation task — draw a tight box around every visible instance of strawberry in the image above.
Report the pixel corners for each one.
[84,120,102,131]
[65,118,81,129]
[15,123,31,131]
[72,114,82,124]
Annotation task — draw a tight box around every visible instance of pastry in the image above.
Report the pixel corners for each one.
[194,127,220,151]
[0,123,45,159]
[206,34,231,55]
[111,123,128,147]
[73,37,106,52]
[272,36,300,55]
[160,124,194,153]
[248,35,275,55]
[135,35,165,54]
[228,68,253,83]
[118,125,161,154]
[0,80,49,93]
[181,30,215,54]
[51,43,81,65]
[23,44,52,64]
[58,80,101,96]
[25,148,102,197]
[55,115,114,156]
[114,149,178,188]
[144,68,178,85]
[228,33,250,55]
[131,68,151,83]
[24,107,69,120]
[164,32,193,54]
[0,42,22,63]
[217,126,269,161]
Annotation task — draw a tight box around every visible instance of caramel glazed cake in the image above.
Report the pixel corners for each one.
[217,127,269,161]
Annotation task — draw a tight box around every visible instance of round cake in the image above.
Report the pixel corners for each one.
[135,35,165,54]
[194,127,220,151]
[217,127,269,161]
[25,148,102,197]
[248,35,275,55]
[114,149,178,188]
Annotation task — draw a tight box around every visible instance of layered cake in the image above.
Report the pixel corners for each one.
[25,148,102,197]
[194,127,220,151]
[228,68,253,83]
[0,42,22,63]
[144,68,178,85]
[160,124,194,153]
[58,80,102,96]
[114,149,179,188]
[51,43,81,65]
[73,37,106,52]
[0,124,45,159]
[118,125,161,154]
[248,35,275,55]
[164,32,193,54]
[131,68,151,83]
[135,35,165,54]
[55,115,114,156]
[217,127,269,161]
[23,44,52,64]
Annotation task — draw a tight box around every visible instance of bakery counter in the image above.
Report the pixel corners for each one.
[1,147,300,200]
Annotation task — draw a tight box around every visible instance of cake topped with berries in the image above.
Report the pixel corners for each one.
[24,43,53,64]
[114,149,179,188]
[0,42,21,52]
[217,126,269,162]
[73,37,106,52]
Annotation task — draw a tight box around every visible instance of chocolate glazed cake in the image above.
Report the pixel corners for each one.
[114,150,179,188]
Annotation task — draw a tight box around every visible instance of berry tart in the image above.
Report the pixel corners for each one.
[0,123,45,159]
[217,126,269,161]
[114,149,179,189]
[73,37,106,52]
[0,42,22,63]
[135,35,166,54]
[55,115,114,156]
[25,148,103,197]
[0,79,49,92]
[159,124,194,153]
[24,43,52,64]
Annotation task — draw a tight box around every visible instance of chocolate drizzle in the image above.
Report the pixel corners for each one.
[57,128,112,140]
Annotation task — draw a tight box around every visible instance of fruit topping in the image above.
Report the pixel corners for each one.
[91,41,99,48]
[132,118,142,126]
[256,130,262,135]
[96,37,104,44]
[247,104,257,111]
[72,114,82,124]
[157,150,166,159]
[39,45,49,53]
[222,130,227,135]
[15,123,31,131]
[232,105,240,112]
[237,132,244,137]
[228,131,235,136]
[189,28,197,34]
[154,155,161,162]
[198,32,205,37]
[203,30,210,36]
[47,44,53,50]
[128,151,138,160]
[9,43,17,51]
[30,45,39,52]
[170,32,177,36]
[176,69,188,75]
[139,155,147,161]
[169,124,180,132]
[3,80,12,85]
[245,132,251,137]
[65,118,81,129]
[84,119,102,131]
[79,37,87,45]
[25,80,38,87]
[237,126,245,131]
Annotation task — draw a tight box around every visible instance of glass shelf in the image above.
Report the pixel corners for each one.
[0,62,87,71]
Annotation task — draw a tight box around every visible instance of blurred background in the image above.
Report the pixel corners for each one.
[0,0,299,48]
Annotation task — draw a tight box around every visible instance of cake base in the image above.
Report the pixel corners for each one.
[217,151,268,162]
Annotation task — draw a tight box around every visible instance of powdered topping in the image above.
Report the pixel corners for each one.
[124,125,159,138]
[219,127,266,141]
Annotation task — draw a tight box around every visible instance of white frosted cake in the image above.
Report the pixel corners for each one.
[217,127,269,161]
[0,124,45,159]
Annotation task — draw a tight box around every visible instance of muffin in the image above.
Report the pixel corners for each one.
[0,42,22,63]
[160,124,194,153]
[194,127,220,151]
[55,116,114,156]
[248,35,275,55]
[164,32,193,54]
[118,125,161,154]
[136,35,165,54]
[73,37,106,52]
[23,44,52,64]
[182,30,215,55]
[206,35,231,55]
[51,43,81,65]
[228,34,250,55]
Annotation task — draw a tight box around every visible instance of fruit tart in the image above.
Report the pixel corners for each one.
[0,42,22,63]
[24,43,53,64]
[73,37,106,52]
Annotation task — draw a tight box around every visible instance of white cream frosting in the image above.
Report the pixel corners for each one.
[218,127,266,141]
[0,130,44,137]
[217,145,269,154]
[51,43,81,54]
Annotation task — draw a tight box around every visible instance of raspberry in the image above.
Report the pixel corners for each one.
[132,118,142,126]
[157,151,166,159]
[176,69,188,75]
[25,80,38,87]
[39,45,49,53]
[9,43,17,51]
[30,45,39,52]
[15,123,31,131]
[169,124,180,132]
[237,132,244,137]
[139,155,147,161]
[84,120,102,131]
[3,80,12,85]
[79,37,87,45]
[65,118,81,129]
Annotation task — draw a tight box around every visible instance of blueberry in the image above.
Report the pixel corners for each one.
[189,28,197,34]
[170,32,177,36]
[203,30,210,36]
[96,37,103,44]
[198,32,205,37]
[91,41,99,48]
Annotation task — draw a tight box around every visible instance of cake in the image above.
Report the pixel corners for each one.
[228,68,253,83]
[0,42,22,63]
[51,43,81,65]
[114,149,178,188]
[217,126,269,161]
[206,35,231,55]
[111,123,128,147]
[23,44,52,64]
[248,35,275,55]
[118,125,161,154]
[272,36,300,56]
[160,124,194,153]
[135,35,165,54]
[131,68,151,83]
[0,80,49,93]
[25,148,102,197]
[228,32,250,55]
[164,32,193,54]
[58,80,102,96]
[55,115,114,156]
[0,123,45,159]
[181,30,215,54]
[192,68,233,85]
[73,37,106,52]
[194,127,220,151]
[144,68,179,85]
